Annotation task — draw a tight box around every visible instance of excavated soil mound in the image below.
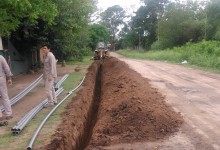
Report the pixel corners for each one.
[44,57,183,150]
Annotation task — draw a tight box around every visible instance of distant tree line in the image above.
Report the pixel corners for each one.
[1,0,220,60]
[96,0,220,50]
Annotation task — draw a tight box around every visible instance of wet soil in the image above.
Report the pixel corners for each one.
[44,57,183,150]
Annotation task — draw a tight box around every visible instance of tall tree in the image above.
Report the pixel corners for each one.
[118,23,140,49]
[131,0,169,49]
[0,0,57,36]
[100,5,126,50]
[9,0,96,61]
[47,0,96,60]
[206,0,220,40]
[155,1,205,49]
[88,24,110,50]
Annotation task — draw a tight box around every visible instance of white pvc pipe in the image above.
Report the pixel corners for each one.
[0,74,43,111]
[12,88,64,133]
[27,76,85,150]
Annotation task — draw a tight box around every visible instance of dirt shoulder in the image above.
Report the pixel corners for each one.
[2,52,220,150]
[111,52,220,150]
[45,57,183,150]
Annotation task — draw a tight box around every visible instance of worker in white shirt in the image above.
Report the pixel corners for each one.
[42,44,57,108]
[0,55,13,126]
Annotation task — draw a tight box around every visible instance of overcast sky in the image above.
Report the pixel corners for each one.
[94,0,209,23]
[97,0,208,11]
[97,0,141,12]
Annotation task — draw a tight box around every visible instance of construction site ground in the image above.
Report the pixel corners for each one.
[1,52,220,150]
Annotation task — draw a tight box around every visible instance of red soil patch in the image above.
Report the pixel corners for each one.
[44,57,183,150]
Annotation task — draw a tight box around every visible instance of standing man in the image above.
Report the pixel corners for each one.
[0,54,13,125]
[42,44,57,108]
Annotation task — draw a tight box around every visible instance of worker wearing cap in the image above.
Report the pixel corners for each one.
[0,55,13,123]
[42,44,57,108]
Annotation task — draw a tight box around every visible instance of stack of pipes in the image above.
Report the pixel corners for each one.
[27,76,86,150]
[11,74,69,134]
[55,74,69,90]
[11,88,64,134]
[0,74,43,111]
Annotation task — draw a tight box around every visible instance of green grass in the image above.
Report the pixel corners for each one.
[117,40,220,73]
[117,49,184,63]
[33,72,85,149]
[66,56,93,65]
[25,91,34,96]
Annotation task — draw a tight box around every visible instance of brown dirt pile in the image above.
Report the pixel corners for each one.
[86,57,183,149]
[43,57,183,150]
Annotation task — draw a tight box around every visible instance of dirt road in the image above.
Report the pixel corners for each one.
[7,53,218,150]
[111,52,220,150]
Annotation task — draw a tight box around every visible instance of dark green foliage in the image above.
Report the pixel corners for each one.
[121,0,169,50]
[119,40,220,72]
[0,0,57,36]
[43,0,96,61]
[100,5,126,50]
[153,1,206,49]
[88,24,110,50]
[1,0,96,61]
[206,0,220,40]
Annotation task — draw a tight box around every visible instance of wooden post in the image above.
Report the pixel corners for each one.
[62,60,66,67]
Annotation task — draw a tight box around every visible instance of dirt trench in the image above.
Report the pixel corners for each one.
[42,57,183,150]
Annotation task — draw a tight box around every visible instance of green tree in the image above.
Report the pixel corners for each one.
[118,23,140,49]
[8,0,96,61]
[88,24,110,50]
[0,0,57,36]
[120,31,138,49]
[131,0,169,49]
[206,0,220,41]
[155,1,205,49]
[48,0,96,61]
[100,5,126,50]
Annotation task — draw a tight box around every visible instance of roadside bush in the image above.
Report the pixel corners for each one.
[118,40,220,72]
[151,40,173,50]
[151,41,164,50]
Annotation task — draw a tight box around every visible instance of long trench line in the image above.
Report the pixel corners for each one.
[76,63,103,149]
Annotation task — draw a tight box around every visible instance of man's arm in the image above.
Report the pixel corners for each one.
[49,53,57,78]
[1,56,13,85]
